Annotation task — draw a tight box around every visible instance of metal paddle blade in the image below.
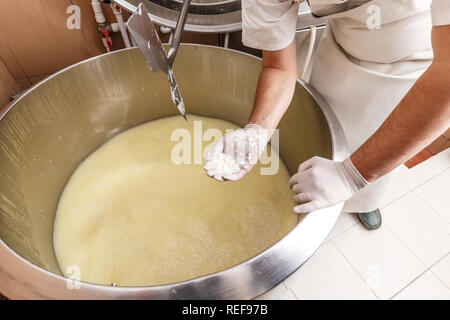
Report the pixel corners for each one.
[127,3,187,120]
[127,3,167,73]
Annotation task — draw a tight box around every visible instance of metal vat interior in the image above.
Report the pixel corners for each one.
[0,45,331,281]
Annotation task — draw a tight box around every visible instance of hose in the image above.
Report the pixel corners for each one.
[299,25,317,80]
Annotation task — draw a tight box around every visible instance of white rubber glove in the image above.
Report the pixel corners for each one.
[288,156,370,213]
[203,124,270,181]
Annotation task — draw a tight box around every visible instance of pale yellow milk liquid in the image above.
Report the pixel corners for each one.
[53,115,298,286]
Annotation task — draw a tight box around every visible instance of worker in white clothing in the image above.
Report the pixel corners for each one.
[204,0,450,230]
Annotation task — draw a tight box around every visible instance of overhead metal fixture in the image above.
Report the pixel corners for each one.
[115,0,242,33]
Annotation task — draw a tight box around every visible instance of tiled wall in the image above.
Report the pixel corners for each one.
[408,128,450,167]
[0,0,227,111]
[0,55,20,110]
[427,128,450,154]
[0,0,131,107]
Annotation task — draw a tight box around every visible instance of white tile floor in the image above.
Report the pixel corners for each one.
[258,148,450,300]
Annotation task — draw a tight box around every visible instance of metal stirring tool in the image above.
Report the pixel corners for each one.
[128,1,191,120]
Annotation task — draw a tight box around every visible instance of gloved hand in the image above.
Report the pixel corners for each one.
[288,156,369,213]
[203,124,270,181]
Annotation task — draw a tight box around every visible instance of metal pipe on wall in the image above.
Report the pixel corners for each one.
[91,0,113,52]
[91,0,106,26]
[110,3,132,48]
[92,0,133,52]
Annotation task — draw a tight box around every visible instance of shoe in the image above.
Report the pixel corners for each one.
[357,209,382,230]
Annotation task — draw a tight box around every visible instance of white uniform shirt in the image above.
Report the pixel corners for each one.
[242,0,450,61]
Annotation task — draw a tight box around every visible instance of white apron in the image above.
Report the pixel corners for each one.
[241,0,448,212]
[309,1,434,212]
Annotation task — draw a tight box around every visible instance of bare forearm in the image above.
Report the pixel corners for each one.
[248,68,297,130]
[351,61,450,182]
[248,41,298,131]
[351,26,450,182]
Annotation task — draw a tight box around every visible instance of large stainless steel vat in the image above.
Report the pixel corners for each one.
[0,45,347,299]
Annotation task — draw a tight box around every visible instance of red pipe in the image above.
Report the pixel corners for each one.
[101,29,113,52]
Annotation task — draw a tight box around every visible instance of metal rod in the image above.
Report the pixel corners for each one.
[224,32,229,48]
[168,30,174,45]
[167,0,191,67]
